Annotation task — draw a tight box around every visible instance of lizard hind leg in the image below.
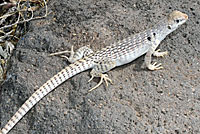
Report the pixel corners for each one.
[88,60,116,92]
[50,46,94,63]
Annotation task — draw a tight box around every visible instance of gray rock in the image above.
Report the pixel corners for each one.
[1,0,200,134]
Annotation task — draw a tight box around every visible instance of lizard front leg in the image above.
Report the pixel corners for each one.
[145,40,164,70]
[88,60,116,92]
[50,46,94,63]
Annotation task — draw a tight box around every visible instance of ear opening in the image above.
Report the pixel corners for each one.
[167,25,172,30]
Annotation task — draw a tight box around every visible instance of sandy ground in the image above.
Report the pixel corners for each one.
[1,0,200,133]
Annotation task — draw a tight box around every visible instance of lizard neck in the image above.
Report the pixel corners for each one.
[151,18,175,42]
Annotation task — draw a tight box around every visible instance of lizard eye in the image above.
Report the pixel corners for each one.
[175,19,180,23]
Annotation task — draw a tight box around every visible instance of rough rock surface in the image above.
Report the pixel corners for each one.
[1,0,200,134]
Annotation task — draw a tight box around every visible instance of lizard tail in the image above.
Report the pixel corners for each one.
[0,59,93,134]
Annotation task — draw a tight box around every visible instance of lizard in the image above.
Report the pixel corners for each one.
[0,10,188,134]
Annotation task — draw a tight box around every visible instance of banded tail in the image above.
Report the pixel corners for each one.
[0,59,93,134]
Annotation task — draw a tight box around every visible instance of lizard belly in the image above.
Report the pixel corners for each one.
[115,47,149,66]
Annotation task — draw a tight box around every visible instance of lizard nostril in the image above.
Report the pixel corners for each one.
[184,14,188,19]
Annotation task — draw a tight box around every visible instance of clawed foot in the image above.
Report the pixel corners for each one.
[88,74,113,92]
[49,46,75,62]
[153,49,168,57]
[148,62,163,70]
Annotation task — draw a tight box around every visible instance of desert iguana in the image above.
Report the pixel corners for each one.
[0,10,188,134]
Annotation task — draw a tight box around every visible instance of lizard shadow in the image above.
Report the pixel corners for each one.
[115,56,148,72]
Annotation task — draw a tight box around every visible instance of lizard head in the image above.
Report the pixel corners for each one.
[167,10,188,30]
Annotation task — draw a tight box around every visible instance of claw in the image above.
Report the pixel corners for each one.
[49,46,74,56]
[148,62,163,70]
[49,50,71,56]
[88,74,113,92]
[103,74,113,86]
[88,75,94,82]
[152,62,157,66]
[49,46,76,63]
